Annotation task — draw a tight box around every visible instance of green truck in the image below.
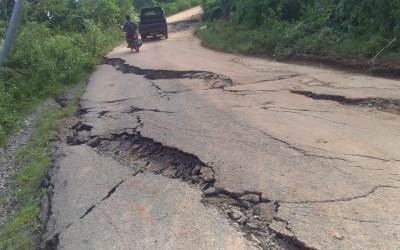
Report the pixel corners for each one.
[139,7,169,40]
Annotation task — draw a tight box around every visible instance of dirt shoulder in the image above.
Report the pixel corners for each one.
[194,22,400,79]
[287,53,400,79]
[0,84,85,249]
[196,38,400,80]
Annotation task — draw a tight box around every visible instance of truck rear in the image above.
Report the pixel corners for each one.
[139,7,168,40]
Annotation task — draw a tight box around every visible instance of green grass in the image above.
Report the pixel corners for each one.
[0,23,123,147]
[0,83,85,250]
[196,21,266,54]
[196,20,400,63]
[161,0,201,16]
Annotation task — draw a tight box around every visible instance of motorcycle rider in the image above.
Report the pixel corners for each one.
[123,15,138,49]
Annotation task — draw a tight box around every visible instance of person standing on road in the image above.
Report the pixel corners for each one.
[123,15,138,48]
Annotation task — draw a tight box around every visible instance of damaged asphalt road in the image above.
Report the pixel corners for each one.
[42,8,400,250]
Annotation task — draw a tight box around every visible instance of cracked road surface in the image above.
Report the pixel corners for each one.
[43,7,400,250]
[43,146,254,250]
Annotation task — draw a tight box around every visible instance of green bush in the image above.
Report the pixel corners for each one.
[198,0,400,62]
[0,22,120,132]
[0,20,5,40]
[0,0,130,146]
[160,0,201,16]
[134,0,156,8]
[0,0,134,245]
[10,25,87,97]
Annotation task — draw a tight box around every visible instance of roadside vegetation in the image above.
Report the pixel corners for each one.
[0,0,199,248]
[0,0,202,248]
[0,0,135,146]
[0,84,84,249]
[159,0,201,16]
[0,0,136,248]
[134,0,201,16]
[197,0,400,64]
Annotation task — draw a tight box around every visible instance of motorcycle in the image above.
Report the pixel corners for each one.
[128,34,142,53]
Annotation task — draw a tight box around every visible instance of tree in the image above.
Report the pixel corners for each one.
[218,0,232,20]
[0,0,15,21]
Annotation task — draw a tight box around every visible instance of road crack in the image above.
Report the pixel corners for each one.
[299,77,400,91]
[270,215,316,250]
[64,121,320,249]
[98,97,139,104]
[80,170,142,220]
[250,74,301,84]
[262,106,333,113]
[123,106,175,114]
[65,120,397,249]
[43,233,59,250]
[281,185,399,204]
[102,57,233,89]
[42,170,142,249]
[259,130,349,162]
[291,90,400,114]
[344,153,400,163]
[222,89,278,96]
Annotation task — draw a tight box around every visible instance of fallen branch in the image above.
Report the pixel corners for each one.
[369,38,397,66]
